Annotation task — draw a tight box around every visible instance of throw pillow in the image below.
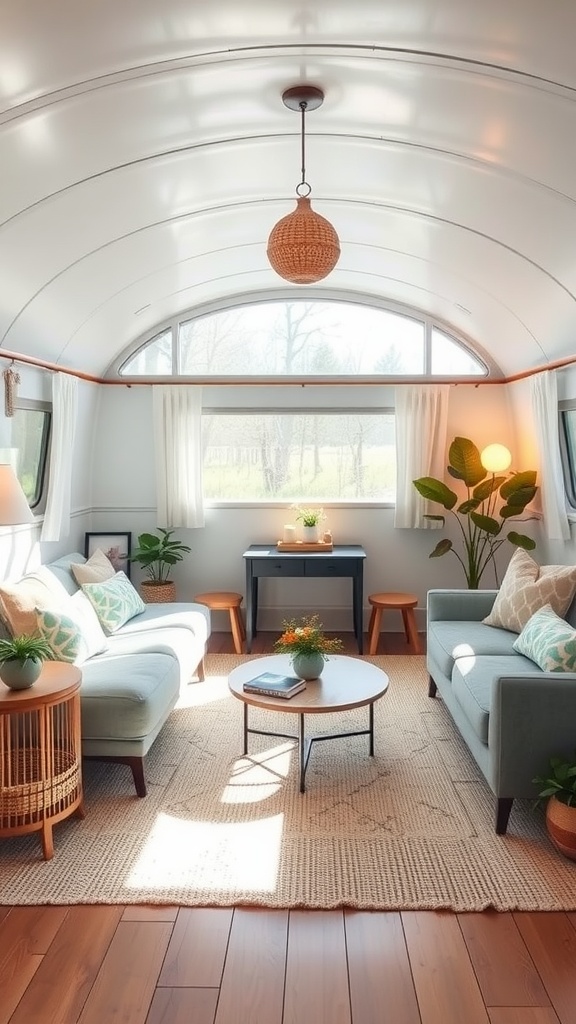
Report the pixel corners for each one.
[513,604,576,672]
[71,548,116,586]
[35,591,108,665]
[0,566,72,636]
[35,607,86,664]
[81,571,146,635]
[483,548,576,633]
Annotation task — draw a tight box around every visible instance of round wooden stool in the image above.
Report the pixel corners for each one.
[367,592,420,655]
[194,591,246,655]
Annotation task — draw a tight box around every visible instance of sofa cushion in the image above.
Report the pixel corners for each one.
[513,604,576,672]
[71,548,116,586]
[44,553,86,595]
[115,602,211,644]
[35,591,108,664]
[81,572,146,634]
[0,566,73,635]
[483,549,576,633]
[427,620,517,678]
[80,651,180,741]
[452,653,536,744]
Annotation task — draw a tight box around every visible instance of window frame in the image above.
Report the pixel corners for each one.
[559,401,576,510]
[10,398,52,512]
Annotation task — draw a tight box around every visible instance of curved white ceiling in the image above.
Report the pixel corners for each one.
[2,1,576,377]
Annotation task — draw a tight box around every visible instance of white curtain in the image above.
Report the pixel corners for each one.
[530,370,570,541]
[41,373,78,542]
[153,385,205,528]
[394,384,450,528]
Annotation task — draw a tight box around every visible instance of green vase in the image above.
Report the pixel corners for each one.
[0,657,43,690]
[292,651,324,681]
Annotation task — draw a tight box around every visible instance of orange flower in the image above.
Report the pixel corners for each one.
[274,614,343,659]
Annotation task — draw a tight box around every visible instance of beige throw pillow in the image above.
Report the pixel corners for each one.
[71,548,116,586]
[483,548,576,633]
[0,565,73,636]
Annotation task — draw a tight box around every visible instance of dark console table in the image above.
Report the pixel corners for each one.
[243,544,367,654]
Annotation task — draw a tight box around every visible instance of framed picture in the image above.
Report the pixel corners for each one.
[84,532,132,578]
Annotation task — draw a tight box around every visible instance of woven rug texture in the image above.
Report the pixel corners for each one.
[1,653,575,911]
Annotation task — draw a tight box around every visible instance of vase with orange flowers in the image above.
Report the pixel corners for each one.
[274,614,343,680]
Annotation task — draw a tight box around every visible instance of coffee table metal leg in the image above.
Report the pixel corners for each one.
[243,703,248,755]
[369,702,374,755]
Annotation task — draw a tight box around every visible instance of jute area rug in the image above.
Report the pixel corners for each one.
[1,654,574,911]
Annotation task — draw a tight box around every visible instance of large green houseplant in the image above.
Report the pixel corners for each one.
[413,436,537,589]
[129,528,191,603]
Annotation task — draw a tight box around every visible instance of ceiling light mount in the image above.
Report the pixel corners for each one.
[266,84,340,285]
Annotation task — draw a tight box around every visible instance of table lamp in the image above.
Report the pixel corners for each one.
[0,464,34,525]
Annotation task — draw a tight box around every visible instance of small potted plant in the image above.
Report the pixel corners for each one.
[0,634,53,690]
[292,505,326,542]
[533,754,576,860]
[129,528,191,603]
[274,614,343,680]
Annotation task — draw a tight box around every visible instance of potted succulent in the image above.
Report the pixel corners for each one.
[0,633,53,690]
[274,614,343,680]
[129,528,191,603]
[533,755,576,860]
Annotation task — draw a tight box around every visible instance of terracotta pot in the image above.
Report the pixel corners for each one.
[140,580,176,604]
[546,795,576,860]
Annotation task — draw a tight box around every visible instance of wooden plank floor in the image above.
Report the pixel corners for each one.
[1,631,575,1024]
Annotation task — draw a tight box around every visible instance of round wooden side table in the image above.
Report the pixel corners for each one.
[0,662,84,860]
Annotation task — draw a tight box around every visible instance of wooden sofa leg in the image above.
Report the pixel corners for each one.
[196,658,205,682]
[496,797,513,834]
[84,755,147,797]
[428,675,437,698]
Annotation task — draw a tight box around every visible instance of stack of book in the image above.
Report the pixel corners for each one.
[242,672,306,699]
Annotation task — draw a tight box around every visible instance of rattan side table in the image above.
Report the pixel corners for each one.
[0,662,84,859]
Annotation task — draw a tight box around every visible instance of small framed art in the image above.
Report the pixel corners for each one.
[84,532,132,578]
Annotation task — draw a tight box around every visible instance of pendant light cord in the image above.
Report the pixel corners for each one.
[296,101,312,197]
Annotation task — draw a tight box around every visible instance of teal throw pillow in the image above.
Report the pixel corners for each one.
[35,607,87,664]
[513,603,576,672]
[81,571,146,635]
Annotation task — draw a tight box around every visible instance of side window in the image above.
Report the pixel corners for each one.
[0,400,52,510]
[560,406,576,508]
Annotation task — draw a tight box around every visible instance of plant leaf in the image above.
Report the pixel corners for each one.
[506,486,538,508]
[458,498,481,514]
[413,477,458,509]
[470,512,501,535]
[507,531,536,549]
[499,504,519,519]
[429,539,453,557]
[500,471,537,499]
[473,476,506,500]
[448,437,486,487]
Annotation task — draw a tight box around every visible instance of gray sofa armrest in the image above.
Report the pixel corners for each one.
[489,672,576,795]
[427,588,498,622]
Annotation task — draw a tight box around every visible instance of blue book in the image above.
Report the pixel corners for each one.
[243,671,306,698]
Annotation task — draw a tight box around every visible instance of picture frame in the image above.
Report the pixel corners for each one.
[84,532,132,578]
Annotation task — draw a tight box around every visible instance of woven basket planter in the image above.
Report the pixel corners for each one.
[139,580,176,604]
[546,795,576,860]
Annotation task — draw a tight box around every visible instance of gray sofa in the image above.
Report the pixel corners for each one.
[427,588,576,834]
[45,553,211,796]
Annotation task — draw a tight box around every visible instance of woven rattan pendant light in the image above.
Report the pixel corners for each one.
[267,85,340,284]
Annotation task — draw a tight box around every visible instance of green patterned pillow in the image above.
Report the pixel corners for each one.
[81,571,146,635]
[513,604,576,672]
[35,608,86,663]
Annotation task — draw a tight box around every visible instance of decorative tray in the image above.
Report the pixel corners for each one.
[276,540,333,552]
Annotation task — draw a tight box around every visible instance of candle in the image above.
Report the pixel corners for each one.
[283,524,296,543]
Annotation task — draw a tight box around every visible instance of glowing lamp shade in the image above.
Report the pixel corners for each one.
[0,464,34,525]
[480,444,512,474]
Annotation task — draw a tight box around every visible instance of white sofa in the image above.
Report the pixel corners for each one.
[42,552,211,796]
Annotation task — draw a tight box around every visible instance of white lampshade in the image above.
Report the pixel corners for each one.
[480,444,512,474]
[0,464,34,525]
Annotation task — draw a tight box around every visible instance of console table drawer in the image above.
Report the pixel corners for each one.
[304,559,357,577]
[253,561,305,577]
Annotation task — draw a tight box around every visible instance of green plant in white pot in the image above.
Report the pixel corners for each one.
[129,528,191,603]
[0,634,53,690]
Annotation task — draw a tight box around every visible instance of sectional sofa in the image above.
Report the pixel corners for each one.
[0,552,211,796]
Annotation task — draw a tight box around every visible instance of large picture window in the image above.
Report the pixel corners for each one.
[0,400,51,509]
[202,412,395,502]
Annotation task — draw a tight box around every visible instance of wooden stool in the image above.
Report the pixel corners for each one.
[367,592,420,655]
[194,591,246,655]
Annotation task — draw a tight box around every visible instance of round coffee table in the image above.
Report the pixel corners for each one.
[228,654,389,792]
